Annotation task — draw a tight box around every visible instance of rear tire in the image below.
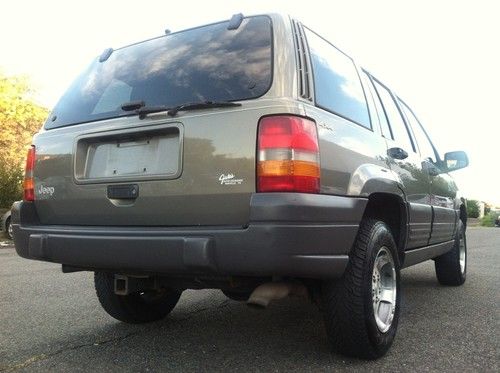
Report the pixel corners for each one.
[321,219,401,359]
[94,272,182,323]
[435,221,466,286]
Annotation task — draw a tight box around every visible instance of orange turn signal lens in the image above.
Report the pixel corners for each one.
[257,160,320,178]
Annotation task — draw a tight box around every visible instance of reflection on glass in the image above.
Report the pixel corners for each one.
[304,28,370,128]
[48,16,273,128]
[372,80,414,153]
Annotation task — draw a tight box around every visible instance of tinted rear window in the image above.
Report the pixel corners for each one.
[46,16,273,129]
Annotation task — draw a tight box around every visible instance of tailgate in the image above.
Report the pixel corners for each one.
[33,112,257,226]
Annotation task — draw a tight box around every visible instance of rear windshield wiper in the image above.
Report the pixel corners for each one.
[166,101,242,117]
[121,100,241,119]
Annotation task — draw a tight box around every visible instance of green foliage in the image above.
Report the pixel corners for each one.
[0,72,48,207]
[0,161,23,208]
[466,200,480,218]
[480,212,499,227]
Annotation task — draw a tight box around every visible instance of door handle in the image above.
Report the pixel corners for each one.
[388,147,409,160]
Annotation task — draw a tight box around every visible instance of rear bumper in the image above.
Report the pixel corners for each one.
[12,194,367,279]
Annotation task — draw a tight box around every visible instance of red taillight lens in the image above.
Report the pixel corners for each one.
[257,116,320,193]
[23,146,36,201]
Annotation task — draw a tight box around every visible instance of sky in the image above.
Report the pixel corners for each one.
[1,0,499,206]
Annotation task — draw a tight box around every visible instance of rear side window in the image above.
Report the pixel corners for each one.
[372,79,415,152]
[360,71,393,139]
[46,16,273,129]
[399,100,437,162]
[304,28,370,128]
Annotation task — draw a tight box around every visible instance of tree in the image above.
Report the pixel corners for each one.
[466,200,480,218]
[0,164,23,208]
[0,72,49,207]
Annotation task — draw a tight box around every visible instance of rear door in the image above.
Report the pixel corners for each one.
[398,100,458,244]
[370,77,432,249]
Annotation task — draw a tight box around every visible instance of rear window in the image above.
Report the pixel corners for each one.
[46,16,273,129]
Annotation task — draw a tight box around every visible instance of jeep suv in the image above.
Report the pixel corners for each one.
[12,13,469,359]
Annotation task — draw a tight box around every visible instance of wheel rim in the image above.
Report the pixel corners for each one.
[7,221,13,240]
[372,247,397,333]
[459,231,466,274]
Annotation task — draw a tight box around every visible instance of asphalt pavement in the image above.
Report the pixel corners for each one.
[0,228,498,372]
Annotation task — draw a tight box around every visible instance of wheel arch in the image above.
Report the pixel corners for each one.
[361,192,408,265]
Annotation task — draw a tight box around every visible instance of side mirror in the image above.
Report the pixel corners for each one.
[444,151,469,172]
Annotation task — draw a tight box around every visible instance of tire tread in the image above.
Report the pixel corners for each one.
[322,219,399,359]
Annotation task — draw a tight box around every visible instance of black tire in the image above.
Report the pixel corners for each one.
[435,220,466,286]
[321,219,401,359]
[221,289,252,301]
[5,217,13,240]
[94,272,182,323]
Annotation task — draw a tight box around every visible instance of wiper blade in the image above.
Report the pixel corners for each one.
[132,101,241,119]
[166,101,241,117]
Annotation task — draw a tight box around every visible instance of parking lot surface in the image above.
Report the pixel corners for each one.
[0,227,498,372]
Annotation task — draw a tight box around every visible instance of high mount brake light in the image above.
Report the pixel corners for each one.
[257,116,320,193]
[23,146,36,201]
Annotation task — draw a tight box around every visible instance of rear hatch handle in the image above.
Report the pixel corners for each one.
[107,184,139,200]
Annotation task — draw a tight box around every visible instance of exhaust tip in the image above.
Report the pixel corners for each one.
[246,296,271,309]
[246,282,307,308]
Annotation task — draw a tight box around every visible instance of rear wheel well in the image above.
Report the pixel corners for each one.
[362,193,407,263]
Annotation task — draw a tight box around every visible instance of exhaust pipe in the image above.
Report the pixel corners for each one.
[247,282,308,308]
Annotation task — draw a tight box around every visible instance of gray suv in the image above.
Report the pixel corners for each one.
[13,14,469,359]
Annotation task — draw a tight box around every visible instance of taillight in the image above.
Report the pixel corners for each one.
[257,115,320,193]
[23,146,36,201]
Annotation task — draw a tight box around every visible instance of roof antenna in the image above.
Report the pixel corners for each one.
[164,29,171,35]
[227,13,244,30]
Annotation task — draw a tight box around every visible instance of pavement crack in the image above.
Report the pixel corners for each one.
[0,331,141,372]
[0,355,48,373]
[0,299,231,372]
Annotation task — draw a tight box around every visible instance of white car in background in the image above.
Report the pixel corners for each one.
[1,210,13,240]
